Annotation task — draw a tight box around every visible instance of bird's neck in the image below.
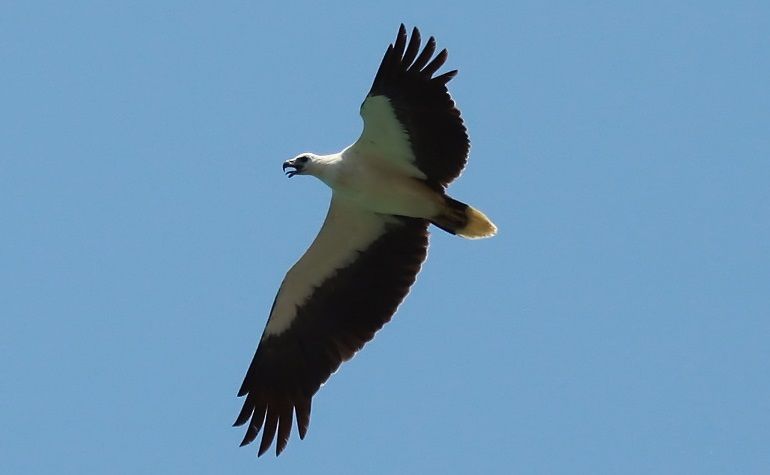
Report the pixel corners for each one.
[312,153,344,188]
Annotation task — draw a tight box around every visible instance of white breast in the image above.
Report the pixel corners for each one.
[331,151,442,218]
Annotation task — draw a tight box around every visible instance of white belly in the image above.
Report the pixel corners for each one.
[331,160,441,218]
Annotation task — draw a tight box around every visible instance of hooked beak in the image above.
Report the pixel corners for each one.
[282,159,299,178]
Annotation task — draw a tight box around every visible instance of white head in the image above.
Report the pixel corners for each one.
[283,153,342,184]
[282,153,322,178]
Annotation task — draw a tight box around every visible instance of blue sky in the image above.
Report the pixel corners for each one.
[2,1,769,474]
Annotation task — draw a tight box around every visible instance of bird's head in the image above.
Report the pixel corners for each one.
[282,153,318,178]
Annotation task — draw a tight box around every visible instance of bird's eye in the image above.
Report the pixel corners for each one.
[298,156,309,163]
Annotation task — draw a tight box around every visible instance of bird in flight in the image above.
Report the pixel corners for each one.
[234,24,497,456]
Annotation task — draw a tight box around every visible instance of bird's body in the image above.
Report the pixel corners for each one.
[313,149,444,218]
[235,25,497,457]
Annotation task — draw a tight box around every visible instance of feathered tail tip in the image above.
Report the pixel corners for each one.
[457,205,497,239]
[431,197,497,239]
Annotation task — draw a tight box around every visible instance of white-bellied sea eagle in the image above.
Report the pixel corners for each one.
[234,24,497,456]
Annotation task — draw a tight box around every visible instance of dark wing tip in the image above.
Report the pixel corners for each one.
[233,404,252,427]
[275,403,294,456]
[423,48,448,76]
[402,27,421,67]
[239,422,258,447]
[371,26,452,96]
[239,433,254,447]
[257,410,279,457]
[393,24,408,56]
[237,390,312,456]
[409,36,437,73]
[296,398,311,440]
[433,69,458,85]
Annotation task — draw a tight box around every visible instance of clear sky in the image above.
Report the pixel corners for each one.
[2,1,769,474]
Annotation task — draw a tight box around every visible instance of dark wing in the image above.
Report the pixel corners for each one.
[234,199,429,456]
[351,24,470,190]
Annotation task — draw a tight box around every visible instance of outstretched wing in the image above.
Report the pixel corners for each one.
[235,198,429,456]
[350,24,470,190]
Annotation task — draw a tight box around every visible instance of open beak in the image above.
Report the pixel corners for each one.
[282,160,299,178]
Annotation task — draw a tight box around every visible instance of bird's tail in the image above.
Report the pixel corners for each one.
[431,196,497,239]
